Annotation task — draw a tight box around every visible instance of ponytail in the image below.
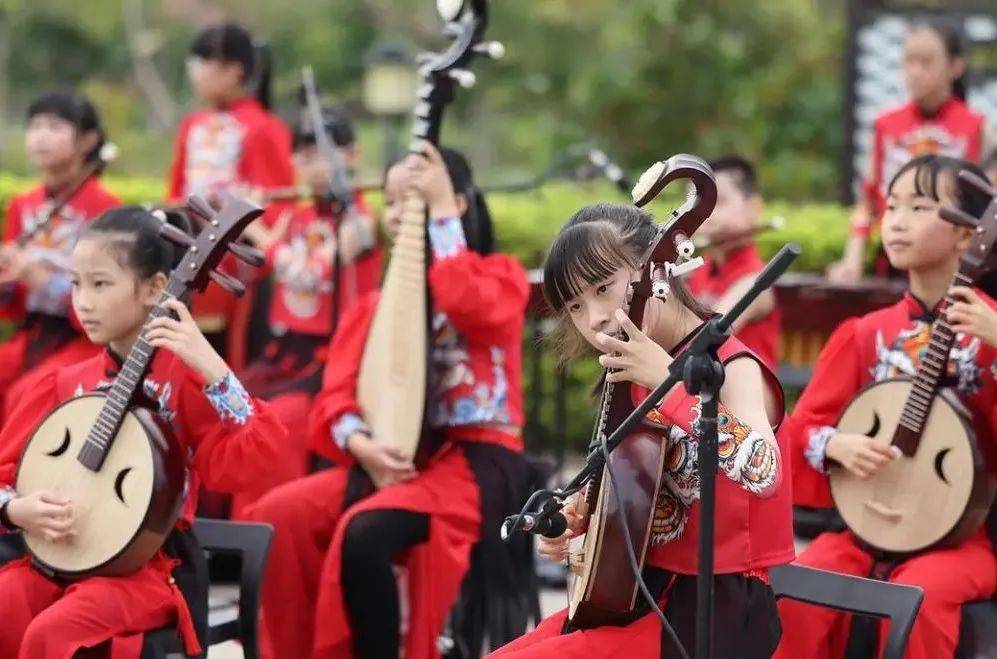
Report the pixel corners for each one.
[250,38,273,110]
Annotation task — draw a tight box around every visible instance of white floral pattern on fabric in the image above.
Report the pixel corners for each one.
[427,216,467,260]
[872,324,983,397]
[805,425,836,474]
[204,371,254,426]
[184,112,245,198]
[428,313,511,428]
[650,401,776,546]
[331,412,371,450]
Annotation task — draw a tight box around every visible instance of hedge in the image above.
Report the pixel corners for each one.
[0,175,851,271]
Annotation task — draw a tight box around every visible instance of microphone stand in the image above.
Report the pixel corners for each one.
[504,242,800,659]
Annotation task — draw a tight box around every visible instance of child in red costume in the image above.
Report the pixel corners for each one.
[243,142,531,659]
[168,22,294,354]
[0,206,286,658]
[489,201,793,658]
[830,22,989,283]
[232,106,381,516]
[688,156,780,370]
[778,155,997,659]
[0,90,120,425]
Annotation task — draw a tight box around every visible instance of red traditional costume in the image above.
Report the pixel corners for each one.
[860,99,986,276]
[243,215,529,659]
[0,349,286,659]
[489,336,794,659]
[167,96,294,342]
[232,194,382,516]
[777,291,997,659]
[0,177,120,423]
[687,243,781,370]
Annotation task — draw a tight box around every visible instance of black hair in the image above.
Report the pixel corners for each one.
[384,146,495,255]
[887,154,991,219]
[82,206,191,280]
[27,90,107,166]
[708,155,759,197]
[543,203,712,361]
[191,23,272,109]
[908,21,968,102]
[293,105,356,150]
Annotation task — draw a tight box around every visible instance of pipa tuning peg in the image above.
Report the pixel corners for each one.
[939,206,980,229]
[159,222,195,248]
[208,270,246,297]
[228,241,265,268]
[448,69,476,89]
[186,196,215,222]
[959,170,997,199]
[474,41,505,59]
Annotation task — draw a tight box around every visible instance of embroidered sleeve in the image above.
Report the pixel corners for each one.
[203,372,254,425]
[428,216,467,261]
[804,425,836,474]
[330,412,371,451]
[697,403,779,495]
[26,270,72,316]
[0,486,18,533]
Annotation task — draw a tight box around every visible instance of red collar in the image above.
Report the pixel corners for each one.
[902,291,944,322]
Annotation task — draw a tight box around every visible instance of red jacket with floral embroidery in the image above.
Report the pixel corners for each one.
[265,194,382,337]
[309,241,529,466]
[0,349,287,527]
[789,290,997,509]
[865,98,985,221]
[629,336,794,574]
[2,177,120,322]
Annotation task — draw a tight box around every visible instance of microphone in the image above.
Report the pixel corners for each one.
[501,510,568,540]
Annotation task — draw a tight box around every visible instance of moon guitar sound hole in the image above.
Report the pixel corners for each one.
[114,468,132,504]
[934,449,951,485]
[865,411,881,438]
[46,429,71,457]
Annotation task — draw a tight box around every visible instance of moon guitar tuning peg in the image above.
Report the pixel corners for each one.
[959,170,997,200]
[939,206,980,230]
[208,270,246,297]
[228,241,265,268]
[159,222,195,248]
[186,196,215,223]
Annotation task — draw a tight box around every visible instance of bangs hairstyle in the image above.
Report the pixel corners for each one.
[27,90,107,165]
[293,105,356,150]
[887,154,991,218]
[708,155,759,197]
[543,203,712,363]
[909,21,968,101]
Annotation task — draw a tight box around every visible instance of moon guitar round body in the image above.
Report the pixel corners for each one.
[829,378,996,555]
[15,394,186,580]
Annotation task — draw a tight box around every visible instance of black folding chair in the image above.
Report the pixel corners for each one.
[142,519,273,659]
[770,563,924,659]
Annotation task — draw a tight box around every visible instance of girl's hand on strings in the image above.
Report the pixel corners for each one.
[947,286,997,349]
[347,433,417,489]
[825,432,899,479]
[407,140,460,220]
[537,492,588,563]
[596,309,673,389]
[6,491,75,543]
[146,297,229,384]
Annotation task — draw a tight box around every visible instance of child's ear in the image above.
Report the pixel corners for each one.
[748,194,764,222]
[142,272,168,306]
[454,192,469,217]
[954,226,973,253]
[78,130,99,160]
[949,56,967,86]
